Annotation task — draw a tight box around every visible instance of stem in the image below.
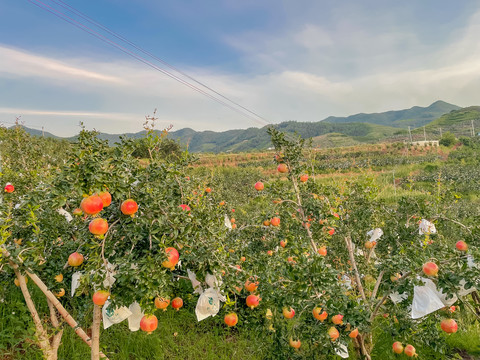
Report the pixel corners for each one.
[291,172,318,253]
[344,236,367,302]
[370,271,384,302]
[91,304,102,360]
[357,333,372,360]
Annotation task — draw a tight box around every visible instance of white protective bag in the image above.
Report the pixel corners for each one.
[102,300,132,329]
[411,278,457,319]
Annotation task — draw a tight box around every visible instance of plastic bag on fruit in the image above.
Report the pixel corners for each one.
[102,300,132,329]
[418,219,436,235]
[390,291,408,304]
[367,228,383,243]
[411,278,457,319]
[335,343,349,358]
[224,214,232,230]
[57,208,73,222]
[127,302,144,331]
[187,269,203,295]
[71,272,82,296]
[191,272,226,321]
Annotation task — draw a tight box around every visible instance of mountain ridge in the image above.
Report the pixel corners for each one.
[7,101,474,152]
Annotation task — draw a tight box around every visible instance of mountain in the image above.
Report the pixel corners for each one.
[323,100,460,128]
[10,101,467,153]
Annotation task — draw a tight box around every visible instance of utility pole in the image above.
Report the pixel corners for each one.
[423,126,427,142]
[408,126,413,143]
[42,126,45,137]
[471,120,475,137]
[439,127,442,138]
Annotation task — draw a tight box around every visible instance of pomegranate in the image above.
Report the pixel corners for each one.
[312,307,328,321]
[55,288,65,298]
[392,341,404,354]
[245,278,259,293]
[317,246,327,256]
[299,174,309,183]
[155,297,170,310]
[289,338,301,349]
[80,195,103,215]
[404,344,416,357]
[246,294,260,309]
[280,240,287,248]
[422,262,439,276]
[328,327,340,341]
[55,274,63,283]
[4,183,14,193]
[205,187,212,193]
[140,314,158,334]
[254,182,264,191]
[277,164,288,173]
[332,314,344,325]
[120,199,138,216]
[270,217,280,227]
[282,307,295,319]
[98,191,112,207]
[89,218,108,236]
[224,312,238,327]
[440,319,458,333]
[179,204,191,211]
[162,247,180,269]
[72,208,83,216]
[92,290,110,306]
[171,297,183,311]
[68,252,84,267]
[456,241,468,251]
[349,328,359,338]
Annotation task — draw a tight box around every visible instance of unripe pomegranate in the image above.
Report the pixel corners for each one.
[392,341,404,354]
[171,297,183,311]
[155,297,170,310]
[280,240,287,248]
[140,314,158,334]
[98,191,112,207]
[456,241,468,251]
[55,288,65,298]
[246,294,260,309]
[162,247,180,270]
[270,217,280,227]
[277,163,288,173]
[332,314,344,325]
[254,182,264,191]
[365,241,376,249]
[245,278,259,293]
[68,252,84,267]
[440,319,458,333]
[92,290,110,306]
[282,307,295,319]
[224,312,238,327]
[267,250,273,256]
[289,338,301,349]
[422,262,438,276]
[404,344,416,357]
[89,218,108,236]
[80,195,103,215]
[72,208,83,216]
[312,307,328,321]
[328,327,339,341]
[55,274,63,282]
[120,199,138,216]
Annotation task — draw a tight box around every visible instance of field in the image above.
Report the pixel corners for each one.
[1,126,479,359]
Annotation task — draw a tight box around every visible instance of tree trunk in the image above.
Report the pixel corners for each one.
[91,304,102,360]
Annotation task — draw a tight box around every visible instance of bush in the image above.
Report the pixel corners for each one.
[439,132,457,147]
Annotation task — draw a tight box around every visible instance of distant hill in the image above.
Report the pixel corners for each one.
[426,106,480,128]
[10,100,468,153]
[323,100,460,128]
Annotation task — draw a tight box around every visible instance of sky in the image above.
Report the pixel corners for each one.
[1,0,480,137]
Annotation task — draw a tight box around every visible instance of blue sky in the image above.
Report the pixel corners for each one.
[1,0,480,136]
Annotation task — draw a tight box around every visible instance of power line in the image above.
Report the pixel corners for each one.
[50,0,272,126]
[26,0,271,127]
